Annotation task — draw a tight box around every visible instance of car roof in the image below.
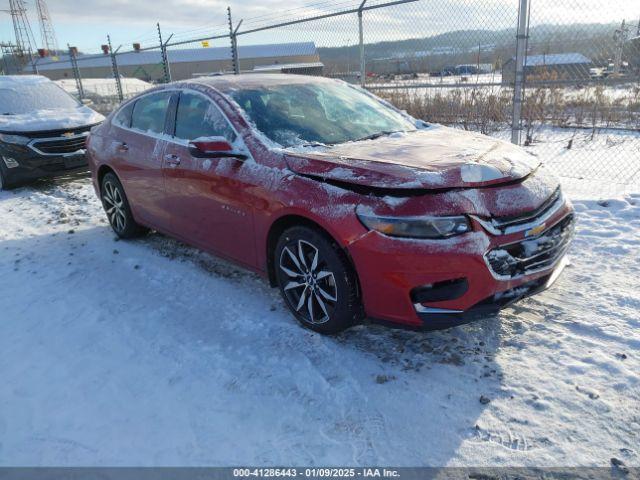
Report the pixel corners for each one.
[183,73,338,92]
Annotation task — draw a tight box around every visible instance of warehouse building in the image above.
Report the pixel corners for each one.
[35,42,322,81]
[502,53,592,84]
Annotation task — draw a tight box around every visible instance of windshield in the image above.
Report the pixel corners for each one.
[228,81,416,147]
[0,82,80,115]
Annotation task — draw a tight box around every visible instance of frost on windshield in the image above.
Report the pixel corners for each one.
[228,82,417,148]
[0,80,79,115]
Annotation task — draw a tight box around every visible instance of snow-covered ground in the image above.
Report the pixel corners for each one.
[56,77,153,99]
[367,73,638,104]
[0,131,639,467]
[56,78,153,115]
[499,127,640,197]
[367,72,503,89]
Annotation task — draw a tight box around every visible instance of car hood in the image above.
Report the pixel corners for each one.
[0,106,104,134]
[284,125,540,191]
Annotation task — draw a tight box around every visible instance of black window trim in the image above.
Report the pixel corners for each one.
[110,88,251,161]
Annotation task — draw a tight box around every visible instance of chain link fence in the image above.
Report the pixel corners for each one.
[9,0,640,193]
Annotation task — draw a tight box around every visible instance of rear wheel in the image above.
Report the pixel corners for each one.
[275,226,362,334]
[100,172,147,238]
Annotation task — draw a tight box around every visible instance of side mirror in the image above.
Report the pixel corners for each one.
[188,137,248,160]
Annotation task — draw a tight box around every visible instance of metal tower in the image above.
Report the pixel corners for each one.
[7,0,37,60]
[35,0,58,54]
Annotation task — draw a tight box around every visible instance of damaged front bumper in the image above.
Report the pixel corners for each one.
[413,255,569,330]
[347,196,575,330]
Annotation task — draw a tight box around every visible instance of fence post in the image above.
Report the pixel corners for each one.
[107,35,124,102]
[358,0,367,87]
[157,23,172,83]
[510,0,530,145]
[68,44,84,101]
[227,7,240,74]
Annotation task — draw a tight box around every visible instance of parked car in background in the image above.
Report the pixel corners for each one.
[0,75,104,190]
[86,74,574,334]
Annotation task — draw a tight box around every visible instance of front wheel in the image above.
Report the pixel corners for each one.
[275,226,362,334]
[100,172,147,238]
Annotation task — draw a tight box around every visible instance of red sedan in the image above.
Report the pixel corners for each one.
[86,74,574,334]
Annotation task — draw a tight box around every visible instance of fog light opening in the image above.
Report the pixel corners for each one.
[410,278,469,304]
[2,156,19,169]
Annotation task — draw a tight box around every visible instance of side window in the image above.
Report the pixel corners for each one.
[174,92,236,143]
[131,92,172,134]
[113,101,134,128]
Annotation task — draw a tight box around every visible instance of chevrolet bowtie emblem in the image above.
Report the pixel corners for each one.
[526,223,546,237]
[62,131,75,138]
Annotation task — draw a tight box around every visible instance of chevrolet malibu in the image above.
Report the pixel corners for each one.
[86,74,574,334]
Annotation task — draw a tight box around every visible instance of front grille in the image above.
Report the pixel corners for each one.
[485,214,575,279]
[493,187,561,230]
[30,134,87,156]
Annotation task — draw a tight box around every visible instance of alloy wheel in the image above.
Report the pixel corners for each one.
[279,239,338,324]
[102,181,127,233]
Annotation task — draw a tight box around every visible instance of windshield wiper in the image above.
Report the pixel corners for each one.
[353,130,404,142]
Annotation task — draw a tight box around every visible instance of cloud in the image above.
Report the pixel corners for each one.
[2,0,635,52]
[48,0,317,28]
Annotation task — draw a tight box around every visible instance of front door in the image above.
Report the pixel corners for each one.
[162,90,257,267]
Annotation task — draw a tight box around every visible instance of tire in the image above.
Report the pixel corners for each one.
[275,225,363,334]
[100,172,147,239]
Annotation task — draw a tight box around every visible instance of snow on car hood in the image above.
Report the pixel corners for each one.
[0,106,104,133]
[284,125,540,190]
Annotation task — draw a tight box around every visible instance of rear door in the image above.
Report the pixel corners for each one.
[112,90,174,230]
[162,90,257,267]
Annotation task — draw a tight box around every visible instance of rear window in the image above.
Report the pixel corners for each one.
[131,92,172,134]
[0,81,80,115]
[113,102,134,128]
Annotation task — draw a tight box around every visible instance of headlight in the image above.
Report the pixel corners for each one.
[356,205,471,239]
[0,133,30,145]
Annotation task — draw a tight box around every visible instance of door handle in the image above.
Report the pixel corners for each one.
[164,153,181,166]
[117,141,129,152]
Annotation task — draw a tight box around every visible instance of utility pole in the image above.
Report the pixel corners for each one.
[511,0,530,145]
[613,19,629,75]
